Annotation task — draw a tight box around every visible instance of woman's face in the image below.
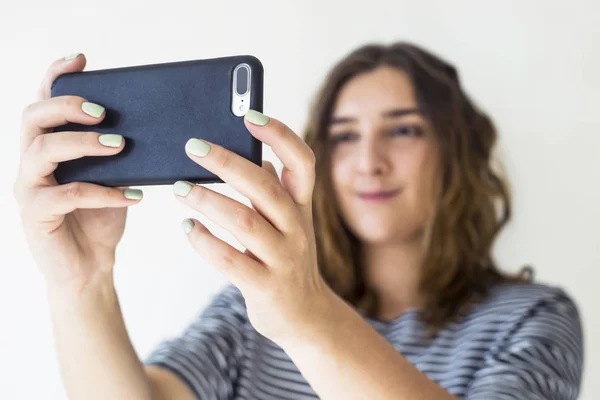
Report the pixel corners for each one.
[329,66,440,244]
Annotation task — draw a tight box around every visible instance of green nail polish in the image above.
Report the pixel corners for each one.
[64,53,81,61]
[245,109,270,126]
[173,181,193,197]
[124,189,143,200]
[185,138,211,157]
[98,134,123,148]
[182,218,194,234]
[82,102,105,118]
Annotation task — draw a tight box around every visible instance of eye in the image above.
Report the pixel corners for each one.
[390,125,423,137]
[329,132,359,146]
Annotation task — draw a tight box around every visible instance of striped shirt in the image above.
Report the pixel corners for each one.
[143,283,583,399]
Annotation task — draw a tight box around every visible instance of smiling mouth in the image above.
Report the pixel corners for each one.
[356,189,401,201]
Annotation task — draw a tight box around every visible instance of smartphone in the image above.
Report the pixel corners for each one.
[50,55,264,187]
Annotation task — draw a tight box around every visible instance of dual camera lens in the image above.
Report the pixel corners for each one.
[235,65,250,96]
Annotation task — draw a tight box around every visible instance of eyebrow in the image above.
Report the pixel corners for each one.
[329,108,421,126]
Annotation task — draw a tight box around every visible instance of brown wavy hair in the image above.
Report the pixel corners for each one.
[304,42,532,333]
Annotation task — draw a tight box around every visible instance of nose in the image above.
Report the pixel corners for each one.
[355,138,390,177]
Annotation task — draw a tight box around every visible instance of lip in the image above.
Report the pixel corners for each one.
[357,189,401,201]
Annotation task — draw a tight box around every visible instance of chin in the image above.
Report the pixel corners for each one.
[355,231,396,244]
[348,217,425,245]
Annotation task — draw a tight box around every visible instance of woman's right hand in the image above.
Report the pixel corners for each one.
[13,54,143,294]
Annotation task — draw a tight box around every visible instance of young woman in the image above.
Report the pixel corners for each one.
[15,43,583,399]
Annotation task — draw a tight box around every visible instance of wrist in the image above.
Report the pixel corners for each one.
[46,268,117,311]
[276,285,343,352]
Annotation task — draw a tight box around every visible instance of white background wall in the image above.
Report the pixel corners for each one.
[0,1,598,398]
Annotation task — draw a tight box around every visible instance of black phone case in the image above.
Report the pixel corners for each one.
[50,55,263,187]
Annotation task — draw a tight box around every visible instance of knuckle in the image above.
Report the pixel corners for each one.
[191,187,207,207]
[63,96,81,112]
[36,87,46,102]
[30,134,47,154]
[220,248,238,270]
[273,124,286,139]
[306,149,316,167]
[101,186,114,203]
[235,207,257,232]
[35,86,47,100]
[296,234,311,255]
[280,252,297,272]
[79,131,94,147]
[63,182,83,200]
[21,103,36,123]
[79,131,88,147]
[303,150,317,183]
[20,188,40,218]
[216,150,234,170]
[262,178,284,202]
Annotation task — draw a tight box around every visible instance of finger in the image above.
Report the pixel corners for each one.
[244,111,316,207]
[184,139,298,234]
[252,161,280,221]
[19,131,124,186]
[181,218,267,292]
[174,182,283,266]
[21,95,106,155]
[262,160,279,179]
[29,183,142,219]
[38,53,87,101]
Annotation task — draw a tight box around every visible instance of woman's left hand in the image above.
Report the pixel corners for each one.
[175,110,333,345]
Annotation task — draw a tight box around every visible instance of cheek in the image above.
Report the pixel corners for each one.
[404,145,440,209]
[330,154,352,193]
[330,157,359,221]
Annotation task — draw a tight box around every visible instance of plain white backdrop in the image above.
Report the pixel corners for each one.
[0,1,598,398]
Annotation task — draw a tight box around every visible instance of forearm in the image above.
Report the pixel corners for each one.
[279,291,457,400]
[47,273,156,400]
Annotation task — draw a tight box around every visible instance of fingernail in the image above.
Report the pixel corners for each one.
[82,102,105,118]
[182,218,194,234]
[64,53,81,61]
[173,181,193,197]
[185,138,211,157]
[124,189,143,200]
[245,109,270,126]
[98,134,123,148]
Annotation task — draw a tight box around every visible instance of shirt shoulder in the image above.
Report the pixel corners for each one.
[472,282,579,319]
[465,282,583,355]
